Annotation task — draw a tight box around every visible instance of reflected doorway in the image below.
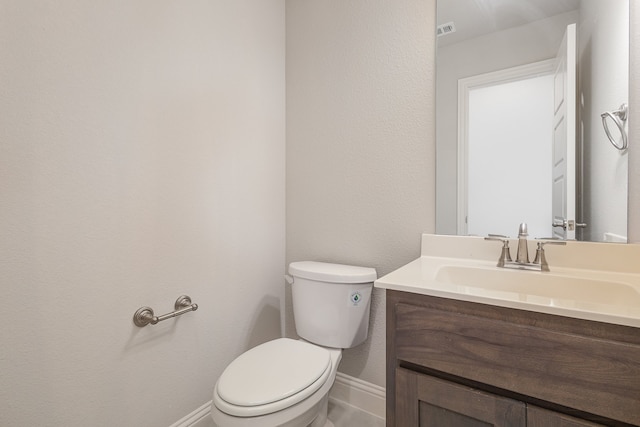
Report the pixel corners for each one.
[458,61,554,238]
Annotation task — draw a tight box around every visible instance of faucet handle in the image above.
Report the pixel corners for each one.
[484,235,513,266]
[485,234,509,240]
[533,239,566,271]
[535,238,567,247]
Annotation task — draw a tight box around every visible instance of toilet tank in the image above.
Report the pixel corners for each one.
[288,261,377,349]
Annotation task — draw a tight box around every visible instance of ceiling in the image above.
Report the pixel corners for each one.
[437,0,581,46]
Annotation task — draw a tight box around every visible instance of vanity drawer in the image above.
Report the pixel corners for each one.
[393,299,640,425]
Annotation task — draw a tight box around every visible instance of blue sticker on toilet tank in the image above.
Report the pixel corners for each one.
[350,291,362,306]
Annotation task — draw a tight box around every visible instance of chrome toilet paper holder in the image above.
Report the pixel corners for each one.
[133,295,198,327]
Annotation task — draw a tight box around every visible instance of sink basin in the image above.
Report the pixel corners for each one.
[434,265,640,306]
[374,234,640,327]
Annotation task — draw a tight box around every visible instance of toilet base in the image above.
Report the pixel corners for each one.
[307,393,328,427]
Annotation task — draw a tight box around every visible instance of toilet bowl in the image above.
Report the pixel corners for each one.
[211,261,376,427]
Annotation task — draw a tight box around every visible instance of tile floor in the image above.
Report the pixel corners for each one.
[327,399,385,427]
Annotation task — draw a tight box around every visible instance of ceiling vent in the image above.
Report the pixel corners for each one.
[437,22,456,37]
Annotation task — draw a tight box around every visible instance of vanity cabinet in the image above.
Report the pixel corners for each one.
[396,368,605,427]
[396,367,526,426]
[386,290,640,427]
[527,406,605,427]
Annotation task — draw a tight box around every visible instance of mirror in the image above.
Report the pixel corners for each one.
[435,0,629,242]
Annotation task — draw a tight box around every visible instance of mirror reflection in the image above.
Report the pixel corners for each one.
[435,0,629,242]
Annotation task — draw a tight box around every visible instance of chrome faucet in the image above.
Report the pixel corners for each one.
[484,223,566,272]
[515,223,530,264]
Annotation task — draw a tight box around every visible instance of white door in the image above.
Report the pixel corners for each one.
[551,23,577,240]
[465,75,553,238]
[457,60,555,238]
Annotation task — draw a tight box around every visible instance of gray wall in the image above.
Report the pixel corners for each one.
[286,0,436,387]
[1,1,285,425]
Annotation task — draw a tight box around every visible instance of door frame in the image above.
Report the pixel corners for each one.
[552,23,578,240]
[457,59,556,235]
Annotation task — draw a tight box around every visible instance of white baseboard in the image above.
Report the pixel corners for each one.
[168,401,213,427]
[329,372,386,420]
[169,373,386,427]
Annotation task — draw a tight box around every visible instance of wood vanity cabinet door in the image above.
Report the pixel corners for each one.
[527,406,606,427]
[395,368,526,427]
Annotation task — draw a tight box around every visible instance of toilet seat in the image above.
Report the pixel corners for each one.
[214,338,332,417]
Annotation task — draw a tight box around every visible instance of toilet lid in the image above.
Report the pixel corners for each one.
[216,338,331,410]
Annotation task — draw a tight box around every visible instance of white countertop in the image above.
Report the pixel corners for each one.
[374,234,640,328]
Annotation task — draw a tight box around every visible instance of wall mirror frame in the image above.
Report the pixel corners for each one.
[435,0,630,243]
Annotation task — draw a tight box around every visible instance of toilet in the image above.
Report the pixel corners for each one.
[210,261,377,427]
